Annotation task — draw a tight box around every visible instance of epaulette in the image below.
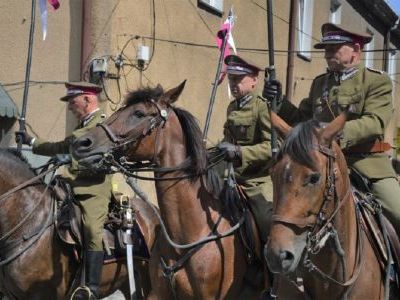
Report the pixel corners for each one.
[366,67,384,75]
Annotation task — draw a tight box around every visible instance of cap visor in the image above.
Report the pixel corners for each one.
[314,40,347,49]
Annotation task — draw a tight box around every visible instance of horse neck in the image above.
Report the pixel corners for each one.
[153,119,219,242]
[0,164,53,248]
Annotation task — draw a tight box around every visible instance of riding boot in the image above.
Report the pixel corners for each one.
[73,250,104,300]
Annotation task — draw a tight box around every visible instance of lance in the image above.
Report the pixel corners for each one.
[202,9,232,142]
[16,0,37,151]
[266,0,278,158]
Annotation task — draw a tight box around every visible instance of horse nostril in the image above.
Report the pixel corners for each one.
[74,137,94,152]
[279,250,294,269]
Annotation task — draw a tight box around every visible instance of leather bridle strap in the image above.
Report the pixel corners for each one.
[271,214,317,229]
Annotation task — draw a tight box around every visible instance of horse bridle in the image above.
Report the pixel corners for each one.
[271,143,364,289]
[97,99,170,154]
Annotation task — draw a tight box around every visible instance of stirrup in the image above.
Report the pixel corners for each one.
[70,285,95,300]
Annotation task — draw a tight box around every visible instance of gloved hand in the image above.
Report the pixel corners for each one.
[217,142,242,165]
[262,79,282,106]
[15,131,33,145]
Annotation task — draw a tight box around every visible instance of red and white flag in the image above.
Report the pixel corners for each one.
[216,8,236,85]
[39,0,60,40]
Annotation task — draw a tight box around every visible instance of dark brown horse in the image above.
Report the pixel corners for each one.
[0,149,156,299]
[265,112,391,299]
[72,82,266,299]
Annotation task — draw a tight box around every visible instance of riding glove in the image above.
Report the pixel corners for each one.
[262,79,282,107]
[15,131,34,146]
[217,142,242,166]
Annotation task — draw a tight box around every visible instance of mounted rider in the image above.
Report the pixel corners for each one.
[217,54,274,243]
[263,23,400,237]
[16,81,111,300]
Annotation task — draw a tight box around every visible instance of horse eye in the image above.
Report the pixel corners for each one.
[308,173,321,185]
[134,110,145,118]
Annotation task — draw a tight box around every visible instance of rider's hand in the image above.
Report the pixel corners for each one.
[262,79,282,107]
[217,142,242,166]
[15,131,33,146]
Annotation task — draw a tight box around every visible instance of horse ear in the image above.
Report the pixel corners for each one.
[320,111,347,146]
[162,80,186,104]
[271,111,292,138]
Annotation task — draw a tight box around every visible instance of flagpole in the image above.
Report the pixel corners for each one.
[266,0,278,158]
[203,10,232,142]
[17,0,37,151]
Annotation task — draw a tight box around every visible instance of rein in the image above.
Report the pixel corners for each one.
[272,143,364,291]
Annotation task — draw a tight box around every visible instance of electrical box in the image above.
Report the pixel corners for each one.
[137,45,150,62]
[91,58,108,73]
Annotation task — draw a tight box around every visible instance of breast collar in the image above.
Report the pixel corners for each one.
[330,67,359,83]
[236,94,253,109]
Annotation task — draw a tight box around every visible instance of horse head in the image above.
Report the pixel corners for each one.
[72,81,187,171]
[265,112,348,274]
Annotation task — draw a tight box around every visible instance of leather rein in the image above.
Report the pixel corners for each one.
[272,143,364,289]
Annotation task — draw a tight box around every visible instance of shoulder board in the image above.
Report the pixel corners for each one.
[366,67,384,75]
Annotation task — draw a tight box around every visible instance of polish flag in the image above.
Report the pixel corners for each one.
[39,0,60,40]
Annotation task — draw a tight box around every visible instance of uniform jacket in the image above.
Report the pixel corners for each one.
[278,65,395,179]
[223,92,273,188]
[32,109,111,196]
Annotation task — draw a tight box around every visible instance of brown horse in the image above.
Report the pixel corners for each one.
[0,149,156,299]
[265,112,394,299]
[71,82,266,299]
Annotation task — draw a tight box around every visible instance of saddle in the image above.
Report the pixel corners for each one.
[51,176,150,264]
[350,169,400,277]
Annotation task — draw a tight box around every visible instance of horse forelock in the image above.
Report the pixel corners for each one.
[278,119,320,170]
[124,85,164,106]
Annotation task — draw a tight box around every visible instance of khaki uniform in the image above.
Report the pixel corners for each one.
[279,65,400,233]
[222,92,274,241]
[33,109,111,251]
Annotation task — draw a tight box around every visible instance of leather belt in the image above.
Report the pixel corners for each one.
[344,140,392,154]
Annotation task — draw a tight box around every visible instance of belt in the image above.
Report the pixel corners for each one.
[343,140,392,154]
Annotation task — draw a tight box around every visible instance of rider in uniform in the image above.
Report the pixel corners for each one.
[218,54,274,243]
[263,23,400,236]
[16,81,111,300]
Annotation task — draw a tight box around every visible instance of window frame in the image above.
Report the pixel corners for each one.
[297,0,314,62]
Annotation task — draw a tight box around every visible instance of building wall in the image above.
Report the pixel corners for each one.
[1,0,399,199]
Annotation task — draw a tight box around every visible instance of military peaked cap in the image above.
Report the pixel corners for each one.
[314,23,372,49]
[60,81,102,101]
[224,55,263,75]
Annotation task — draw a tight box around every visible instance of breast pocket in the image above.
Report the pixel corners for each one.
[337,86,364,116]
[228,119,256,144]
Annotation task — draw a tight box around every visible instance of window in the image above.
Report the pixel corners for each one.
[198,0,223,15]
[388,49,397,94]
[298,0,314,61]
[364,30,374,68]
[329,0,342,24]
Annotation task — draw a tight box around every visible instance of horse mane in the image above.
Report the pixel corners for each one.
[0,148,35,178]
[277,119,320,170]
[125,85,164,106]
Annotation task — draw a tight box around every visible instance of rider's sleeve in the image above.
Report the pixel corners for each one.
[32,135,74,156]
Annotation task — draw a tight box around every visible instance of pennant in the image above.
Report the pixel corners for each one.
[39,0,60,41]
[216,8,237,85]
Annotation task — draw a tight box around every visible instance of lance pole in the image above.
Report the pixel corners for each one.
[266,0,278,158]
[203,11,231,142]
[17,0,37,151]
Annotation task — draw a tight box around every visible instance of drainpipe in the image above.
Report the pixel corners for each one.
[81,0,92,79]
[285,0,297,102]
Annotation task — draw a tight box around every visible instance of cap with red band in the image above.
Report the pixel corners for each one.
[60,81,102,101]
[314,23,372,49]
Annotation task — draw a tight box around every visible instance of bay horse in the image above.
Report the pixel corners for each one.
[71,81,266,299]
[265,112,395,299]
[0,149,156,299]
